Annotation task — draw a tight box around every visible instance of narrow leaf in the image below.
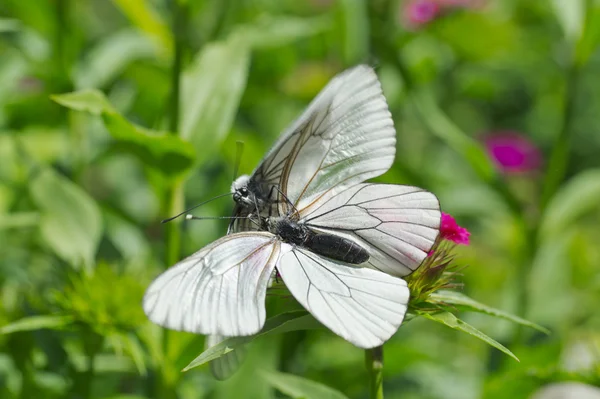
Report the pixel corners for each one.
[419,311,519,362]
[339,0,370,65]
[180,34,250,163]
[540,169,600,240]
[52,90,196,177]
[183,311,321,371]
[0,315,74,334]
[51,89,115,115]
[75,30,158,89]
[412,90,497,183]
[551,0,585,43]
[30,169,103,269]
[207,334,249,381]
[261,370,350,399]
[237,15,330,49]
[429,291,550,334]
[575,1,600,66]
[110,0,172,55]
[102,113,195,176]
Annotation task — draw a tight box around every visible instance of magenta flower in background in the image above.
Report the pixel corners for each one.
[404,0,440,26]
[484,132,542,174]
[402,0,484,28]
[440,213,470,245]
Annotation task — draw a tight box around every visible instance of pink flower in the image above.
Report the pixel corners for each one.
[484,132,542,174]
[437,0,486,8]
[404,0,440,26]
[440,213,470,245]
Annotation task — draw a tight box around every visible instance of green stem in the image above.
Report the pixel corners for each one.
[513,63,580,345]
[158,3,188,399]
[164,1,188,269]
[365,346,384,399]
[540,64,580,210]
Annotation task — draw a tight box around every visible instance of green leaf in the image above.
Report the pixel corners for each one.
[52,90,196,177]
[180,34,250,164]
[183,311,321,371]
[102,113,195,177]
[0,212,39,230]
[261,370,350,399]
[75,30,158,89]
[236,15,330,49]
[119,333,148,376]
[208,335,249,381]
[575,1,600,66]
[109,0,172,56]
[0,315,74,334]
[30,169,103,269]
[419,311,520,362]
[51,89,115,115]
[551,0,585,43]
[0,18,20,33]
[339,0,370,65]
[539,169,600,240]
[429,291,550,334]
[412,90,497,183]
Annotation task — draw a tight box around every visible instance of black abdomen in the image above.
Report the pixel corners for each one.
[305,233,369,265]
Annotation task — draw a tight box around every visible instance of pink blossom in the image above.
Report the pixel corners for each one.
[484,132,542,174]
[440,213,470,245]
[404,0,441,26]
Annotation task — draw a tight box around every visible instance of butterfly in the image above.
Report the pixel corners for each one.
[143,65,441,349]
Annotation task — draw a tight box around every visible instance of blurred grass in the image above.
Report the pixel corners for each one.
[1,0,600,398]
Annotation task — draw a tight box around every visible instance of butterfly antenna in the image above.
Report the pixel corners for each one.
[232,140,244,181]
[186,214,261,229]
[161,192,233,223]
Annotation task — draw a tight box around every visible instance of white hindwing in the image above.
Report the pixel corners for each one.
[302,184,441,277]
[277,245,410,349]
[143,233,280,336]
[251,65,396,213]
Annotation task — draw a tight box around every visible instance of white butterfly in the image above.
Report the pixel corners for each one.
[144,65,441,349]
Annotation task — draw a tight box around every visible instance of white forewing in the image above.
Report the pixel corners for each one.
[302,184,441,276]
[251,65,396,213]
[277,245,409,349]
[143,232,280,336]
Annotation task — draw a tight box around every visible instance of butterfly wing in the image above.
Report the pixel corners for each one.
[249,65,396,214]
[302,183,441,277]
[143,232,280,336]
[277,245,409,349]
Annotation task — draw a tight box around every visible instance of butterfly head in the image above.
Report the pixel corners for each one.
[231,175,253,205]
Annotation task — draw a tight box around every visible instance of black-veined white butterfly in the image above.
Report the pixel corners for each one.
[143,65,441,349]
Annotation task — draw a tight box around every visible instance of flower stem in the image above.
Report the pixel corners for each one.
[365,346,384,399]
[164,0,188,269]
[158,2,188,398]
[540,63,580,210]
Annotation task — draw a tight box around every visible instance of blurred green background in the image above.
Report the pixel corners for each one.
[1,0,600,398]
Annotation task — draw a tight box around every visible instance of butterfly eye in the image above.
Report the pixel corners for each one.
[240,188,249,197]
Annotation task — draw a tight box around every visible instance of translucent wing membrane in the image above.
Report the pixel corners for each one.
[143,233,280,336]
[277,245,410,349]
[303,184,441,277]
[251,65,396,213]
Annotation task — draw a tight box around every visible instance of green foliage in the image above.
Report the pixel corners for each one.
[418,311,519,363]
[2,0,600,398]
[52,90,196,178]
[260,370,350,399]
[30,168,103,270]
